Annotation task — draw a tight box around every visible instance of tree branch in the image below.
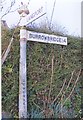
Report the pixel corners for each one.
[63,69,81,106]
[2,17,22,65]
[1,0,15,19]
[48,55,54,101]
[51,78,67,105]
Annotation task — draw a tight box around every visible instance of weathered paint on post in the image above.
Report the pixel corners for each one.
[19,27,27,118]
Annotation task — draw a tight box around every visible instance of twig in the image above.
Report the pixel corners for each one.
[55,69,81,116]
[1,0,15,19]
[32,100,42,110]
[55,69,75,109]
[65,69,75,91]
[48,55,54,101]
[63,69,81,106]
[1,38,14,65]
[60,46,63,69]
[57,69,81,114]
[8,8,18,13]
[2,49,6,57]
[38,110,45,115]
[2,17,22,65]
[51,78,67,105]
[61,93,64,118]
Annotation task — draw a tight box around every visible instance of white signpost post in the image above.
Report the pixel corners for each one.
[19,27,27,118]
[18,4,46,118]
[18,3,67,119]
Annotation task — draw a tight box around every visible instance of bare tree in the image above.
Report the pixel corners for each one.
[0,0,16,19]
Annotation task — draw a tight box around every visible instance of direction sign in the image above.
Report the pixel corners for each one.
[27,31,67,45]
[19,5,46,26]
[26,6,46,25]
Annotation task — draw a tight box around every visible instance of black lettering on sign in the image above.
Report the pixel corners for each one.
[49,36,53,41]
[29,33,33,38]
[23,102,25,105]
[23,87,25,90]
[36,9,40,16]
[53,37,56,42]
[44,36,46,40]
[63,39,66,43]
[28,6,43,22]
[23,98,25,101]
[47,36,49,41]
[39,6,43,14]
[38,35,41,39]
[35,34,38,39]
[58,38,61,43]
[41,35,44,40]
[23,90,26,94]
[56,38,59,42]
[23,94,25,97]
[59,38,61,43]
[22,83,25,86]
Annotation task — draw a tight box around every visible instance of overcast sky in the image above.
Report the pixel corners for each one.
[1,0,81,36]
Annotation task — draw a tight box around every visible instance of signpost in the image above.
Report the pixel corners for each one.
[27,31,67,45]
[18,3,67,119]
[18,4,46,118]
[18,4,29,118]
